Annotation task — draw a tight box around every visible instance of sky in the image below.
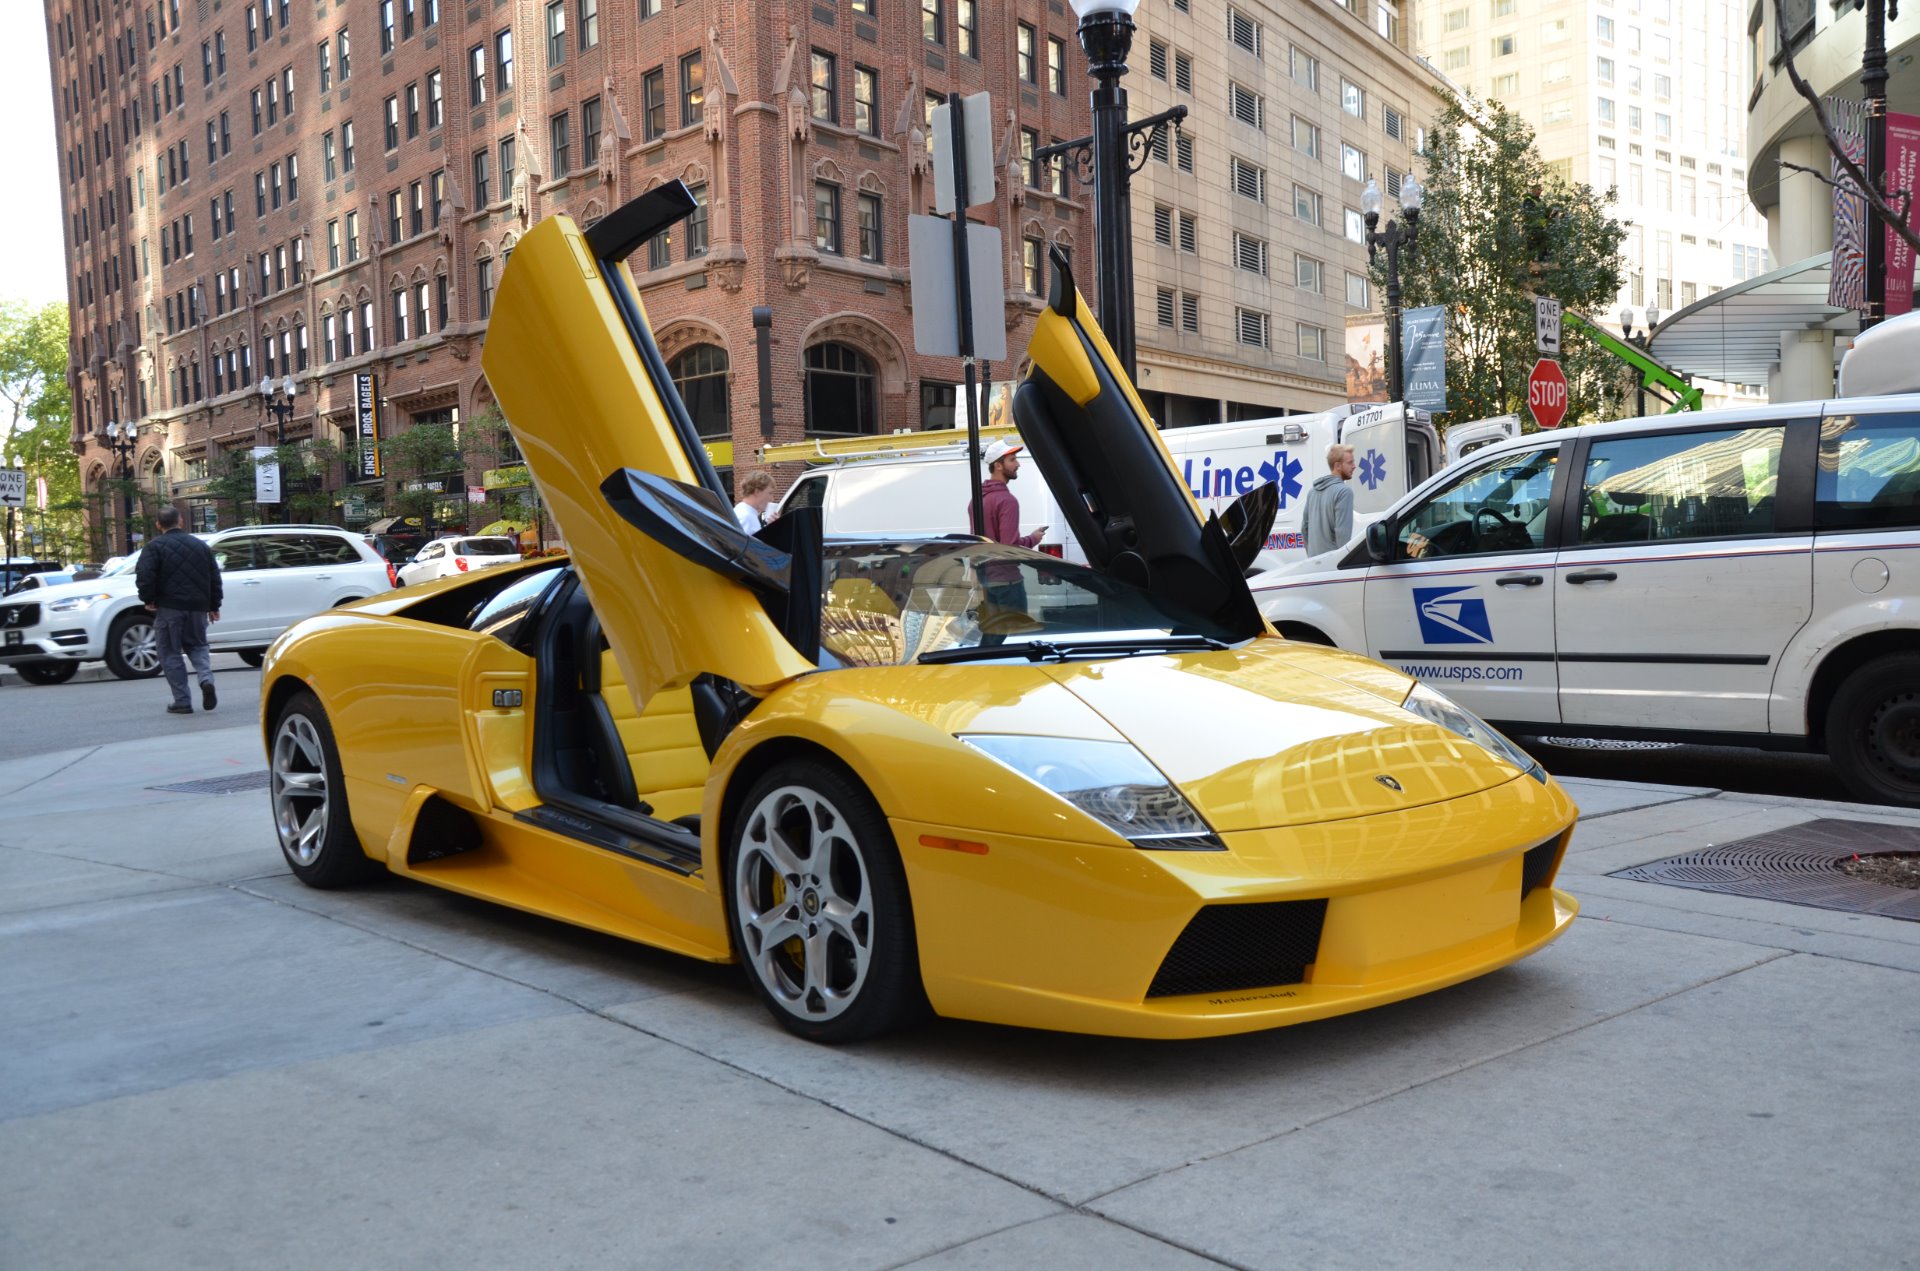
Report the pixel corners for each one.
[1,5,69,309]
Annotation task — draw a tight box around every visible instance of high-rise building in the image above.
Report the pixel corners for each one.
[44,0,1088,543]
[1412,0,1771,407]
[1130,0,1449,426]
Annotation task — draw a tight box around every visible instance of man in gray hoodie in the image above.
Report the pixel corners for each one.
[1302,443,1357,559]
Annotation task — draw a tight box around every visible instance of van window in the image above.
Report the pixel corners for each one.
[1397,447,1558,560]
[785,473,828,512]
[1817,412,1920,530]
[1578,426,1784,545]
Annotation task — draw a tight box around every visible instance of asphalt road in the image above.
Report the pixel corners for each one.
[0,655,263,760]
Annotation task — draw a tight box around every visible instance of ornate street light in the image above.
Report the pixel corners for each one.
[100,420,138,556]
[1033,0,1187,384]
[1362,173,1422,403]
[1618,305,1662,417]
[259,375,298,523]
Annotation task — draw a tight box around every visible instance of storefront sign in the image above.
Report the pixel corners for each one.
[355,372,382,478]
[482,465,532,490]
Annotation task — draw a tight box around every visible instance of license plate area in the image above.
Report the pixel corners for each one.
[4,630,21,646]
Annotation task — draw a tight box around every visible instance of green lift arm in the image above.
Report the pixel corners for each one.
[1565,311,1705,413]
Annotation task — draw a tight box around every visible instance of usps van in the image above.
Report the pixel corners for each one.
[1248,391,1920,805]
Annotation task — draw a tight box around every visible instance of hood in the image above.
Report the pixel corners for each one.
[1311,473,1344,492]
[1042,638,1525,831]
[9,574,136,606]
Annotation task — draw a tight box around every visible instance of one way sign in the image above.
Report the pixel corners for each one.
[1535,297,1562,356]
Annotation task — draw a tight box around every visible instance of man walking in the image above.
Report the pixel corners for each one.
[1302,443,1357,558]
[136,506,222,715]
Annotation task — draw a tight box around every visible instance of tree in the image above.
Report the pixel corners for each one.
[378,421,464,533]
[0,301,79,562]
[1386,98,1635,429]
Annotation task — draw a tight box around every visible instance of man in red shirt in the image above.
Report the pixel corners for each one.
[967,438,1047,637]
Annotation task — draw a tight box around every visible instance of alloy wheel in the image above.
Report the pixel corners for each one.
[272,713,331,866]
[735,784,875,1022]
[121,620,159,675]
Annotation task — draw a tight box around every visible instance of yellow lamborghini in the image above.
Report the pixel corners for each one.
[261,185,1577,1042]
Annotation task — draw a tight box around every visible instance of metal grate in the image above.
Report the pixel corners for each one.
[1611,819,1920,922]
[1522,836,1563,899]
[1147,898,1328,999]
[148,770,273,795]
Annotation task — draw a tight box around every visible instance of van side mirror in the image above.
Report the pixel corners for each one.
[1365,520,1394,564]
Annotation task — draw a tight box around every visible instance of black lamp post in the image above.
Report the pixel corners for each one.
[1617,305,1662,417]
[258,374,297,523]
[1362,174,1423,403]
[100,420,138,556]
[1033,0,1187,385]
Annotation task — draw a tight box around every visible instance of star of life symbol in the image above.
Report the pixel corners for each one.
[1256,452,1305,506]
[1358,449,1387,491]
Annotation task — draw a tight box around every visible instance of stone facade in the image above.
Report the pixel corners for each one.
[46,0,1089,542]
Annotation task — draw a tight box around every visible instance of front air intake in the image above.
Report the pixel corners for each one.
[1521,835,1564,899]
[1146,898,1328,999]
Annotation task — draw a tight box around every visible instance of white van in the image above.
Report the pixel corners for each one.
[1247,393,1920,805]
[769,403,1509,573]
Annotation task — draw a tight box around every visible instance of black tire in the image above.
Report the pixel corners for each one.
[1827,652,1920,806]
[237,648,267,668]
[269,690,381,887]
[15,660,79,685]
[726,759,928,1043]
[104,609,162,679]
[1276,623,1335,647]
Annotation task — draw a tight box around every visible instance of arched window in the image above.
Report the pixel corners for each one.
[669,343,731,439]
[804,341,878,436]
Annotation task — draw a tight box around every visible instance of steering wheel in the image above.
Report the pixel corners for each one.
[1473,507,1514,538]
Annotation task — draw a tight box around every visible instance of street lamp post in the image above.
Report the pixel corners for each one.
[100,420,138,556]
[259,375,297,523]
[1361,175,1423,404]
[1618,305,1662,417]
[1033,0,1187,385]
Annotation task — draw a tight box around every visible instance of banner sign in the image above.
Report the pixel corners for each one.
[1345,318,1389,403]
[251,446,282,504]
[1401,306,1448,411]
[355,372,382,478]
[1829,97,1869,312]
[1886,111,1920,319]
[482,464,532,491]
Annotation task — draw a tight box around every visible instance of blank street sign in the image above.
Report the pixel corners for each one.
[908,214,1007,361]
[930,92,997,215]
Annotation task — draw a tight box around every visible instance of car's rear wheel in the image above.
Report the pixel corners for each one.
[1828,653,1920,806]
[726,760,927,1043]
[104,610,161,679]
[237,648,266,668]
[271,690,380,887]
[15,660,79,685]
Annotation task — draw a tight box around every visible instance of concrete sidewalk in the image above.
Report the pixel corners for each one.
[1,727,1915,1269]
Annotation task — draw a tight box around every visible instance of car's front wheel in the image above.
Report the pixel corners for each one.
[14,660,79,685]
[104,610,161,679]
[237,648,266,668]
[727,760,927,1043]
[1828,652,1920,806]
[271,690,380,887]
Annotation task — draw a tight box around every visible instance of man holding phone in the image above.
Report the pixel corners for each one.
[968,438,1048,636]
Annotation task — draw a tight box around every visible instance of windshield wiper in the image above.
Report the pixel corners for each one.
[917,635,1228,665]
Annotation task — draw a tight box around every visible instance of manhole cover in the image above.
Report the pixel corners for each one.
[147,770,272,795]
[1612,819,1920,922]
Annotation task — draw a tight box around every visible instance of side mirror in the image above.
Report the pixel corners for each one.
[1365,519,1394,564]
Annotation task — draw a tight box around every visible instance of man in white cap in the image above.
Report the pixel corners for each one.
[968,438,1048,634]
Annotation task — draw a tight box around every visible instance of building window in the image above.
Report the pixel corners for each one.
[1345,207,1366,243]
[1295,254,1323,293]
[1181,294,1199,333]
[854,66,879,136]
[384,95,399,150]
[1342,80,1365,117]
[327,219,340,269]
[685,183,708,257]
[922,0,943,45]
[578,0,597,51]
[1293,184,1321,226]
[473,149,491,205]
[550,111,571,175]
[1227,8,1261,56]
[957,0,977,57]
[342,121,356,171]
[811,50,836,124]
[1296,323,1324,360]
[680,51,704,126]
[1234,233,1268,276]
[1292,116,1320,159]
[1346,270,1369,308]
[805,343,878,436]
[670,344,730,439]
[323,132,337,181]
[545,1,566,66]
[409,180,425,235]
[406,82,421,139]
[1017,24,1036,83]
[814,182,841,254]
[1023,236,1042,294]
[477,257,494,317]
[500,136,516,192]
[1228,83,1263,130]
[1237,309,1270,349]
[1232,155,1267,202]
[1156,288,1175,327]
[496,28,513,92]
[643,68,666,140]
[338,28,352,81]
[469,45,487,105]
[426,70,443,130]
[858,192,882,263]
[582,97,601,167]
[1048,37,1066,93]
[1290,45,1319,91]
[1342,143,1365,182]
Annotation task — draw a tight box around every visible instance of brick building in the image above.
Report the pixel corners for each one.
[46,0,1089,548]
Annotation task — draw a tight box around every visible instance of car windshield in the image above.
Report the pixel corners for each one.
[816,539,1238,668]
[101,551,141,576]
[458,537,519,555]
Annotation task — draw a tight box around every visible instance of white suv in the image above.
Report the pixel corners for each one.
[0,525,391,684]
[1248,393,1920,805]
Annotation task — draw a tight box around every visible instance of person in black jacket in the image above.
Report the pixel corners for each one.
[135,507,223,715]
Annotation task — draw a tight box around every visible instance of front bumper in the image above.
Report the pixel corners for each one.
[896,773,1579,1039]
[0,626,94,664]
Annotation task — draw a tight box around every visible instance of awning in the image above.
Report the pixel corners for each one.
[366,516,424,535]
[1647,253,1857,385]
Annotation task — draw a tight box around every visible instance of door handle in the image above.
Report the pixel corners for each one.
[314,573,333,580]
[242,579,264,586]
[1494,574,1543,587]
[1565,569,1618,585]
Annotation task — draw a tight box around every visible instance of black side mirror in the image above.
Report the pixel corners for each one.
[1365,519,1394,564]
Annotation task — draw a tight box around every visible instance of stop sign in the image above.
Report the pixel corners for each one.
[1527,357,1569,430]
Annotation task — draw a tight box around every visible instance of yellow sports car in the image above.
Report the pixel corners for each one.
[261,185,1577,1042]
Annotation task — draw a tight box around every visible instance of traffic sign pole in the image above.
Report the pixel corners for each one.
[948,94,984,538]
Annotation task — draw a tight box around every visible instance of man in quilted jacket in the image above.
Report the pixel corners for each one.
[135,507,223,715]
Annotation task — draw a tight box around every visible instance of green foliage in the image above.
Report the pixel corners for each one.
[1387,98,1634,429]
[0,301,81,560]
[378,421,463,523]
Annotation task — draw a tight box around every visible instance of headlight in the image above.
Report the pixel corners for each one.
[48,593,114,613]
[957,734,1223,849]
[1401,682,1545,782]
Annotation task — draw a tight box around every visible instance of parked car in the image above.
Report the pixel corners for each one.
[1248,391,1920,805]
[394,535,523,587]
[259,190,1577,1045]
[1,524,391,684]
[0,558,65,595]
